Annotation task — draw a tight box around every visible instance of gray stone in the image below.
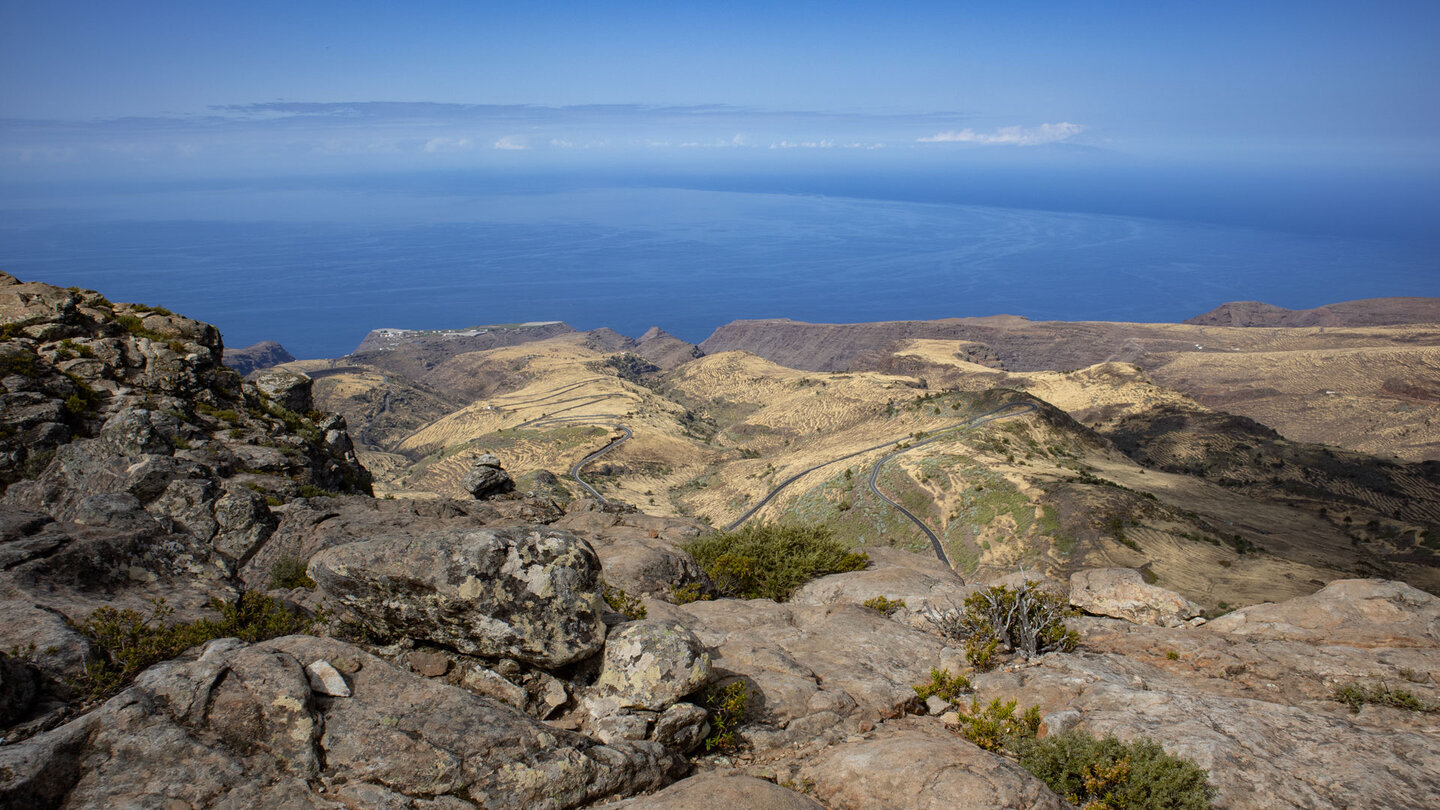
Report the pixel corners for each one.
[650,702,709,752]
[594,620,712,711]
[595,773,824,810]
[309,525,606,668]
[249,368,313,414]
[462,459,514,499]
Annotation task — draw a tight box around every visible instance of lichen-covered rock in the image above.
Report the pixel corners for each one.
[248,367,314,414]
[594,620,711,711]
[309,526,607,668]
[1069,567,1203,627]
[0,635,680,809]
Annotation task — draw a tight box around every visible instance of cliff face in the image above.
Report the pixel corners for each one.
[1185,297,1440,327]
[223,340,295,376]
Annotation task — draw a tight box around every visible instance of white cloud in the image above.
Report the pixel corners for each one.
[918,122,1084,146]
[423,137,473,153]
[492,135,530,150]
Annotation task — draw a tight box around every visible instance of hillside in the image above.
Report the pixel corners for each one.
[1186,297,1440,327]
[4,273,1440,808]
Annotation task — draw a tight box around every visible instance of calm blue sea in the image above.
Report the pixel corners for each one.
[1,174,1436,359]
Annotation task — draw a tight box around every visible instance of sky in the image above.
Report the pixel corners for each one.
[3,0,1439,184]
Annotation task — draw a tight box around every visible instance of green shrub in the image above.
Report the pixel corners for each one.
[863,595,906,616]
[698,680,750,752]
[1017,730,1214,809]
[671,582,712,605]
[682,523,868,602]
[1332,682,1433,713]
[73,593,318,701]
[952,697,1041,752]
[298,484,340,499]
[269,556,317,590]
[913,667,971,703]
[602,582,647,620]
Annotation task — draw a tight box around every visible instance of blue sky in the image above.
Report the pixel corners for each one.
[3,0,1438,182]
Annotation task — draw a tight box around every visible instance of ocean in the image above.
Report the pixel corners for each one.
[1,173,1436,359]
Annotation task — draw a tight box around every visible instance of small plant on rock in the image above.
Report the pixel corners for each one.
[863,595,906,616]
[269,555,317,590]
[698,680,750,753]
[913,667,971,703]
[1332,681,1434,713]
[671,582,712,605]
[951,697,1042,752]
[602,582,647,620]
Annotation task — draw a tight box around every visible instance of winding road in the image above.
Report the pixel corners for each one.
[502,379,634,504]
[726,400,1037,565]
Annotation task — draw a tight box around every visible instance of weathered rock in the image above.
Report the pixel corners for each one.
[305,659,351,697]
[1206,578,1440,647]
[795,723,1072,810]
[406,649,451,678]
[791,546,975,631]
[0,651,38,727]
[462,455,515,499]
[596,772,823,809]
[645,597,966,751]
[0,635,680,809]
[0,600,96,682]
[309,525,606,668]
[1069,567,1204,627]
[248,367,314,414]
[554,509,709,597]
[594,620,712,711]
[650,702,709,752]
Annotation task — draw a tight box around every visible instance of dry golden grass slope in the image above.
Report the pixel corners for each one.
[306,328,1440,609]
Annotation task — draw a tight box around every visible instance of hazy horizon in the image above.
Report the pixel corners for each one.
[2,2,1437,356]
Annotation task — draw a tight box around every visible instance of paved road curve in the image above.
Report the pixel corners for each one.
[727,400,1036,565]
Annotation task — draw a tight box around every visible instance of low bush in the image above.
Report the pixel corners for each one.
[1017,730,1214,809]
[863,595,906,616]
[682,523,868,602]
[927,580,1078,670]
[952,697,1041,752]
[73,593,319,702]
[1332,681,1433,713]
[698,680,750,752]
[269,556,317,590]
[913,667,971,703]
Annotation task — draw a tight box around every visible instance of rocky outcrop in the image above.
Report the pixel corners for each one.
[553,507,708,597]
[597,772,822,809]
[0,635,679,809]
[593,620,711,711]
[462,452,515,499]
[1185,297,1440,327]
[246,367,313,414]
[222,340,295,376]
[1205,578,1440,647]
[309,526,606,667]
[1069,567,1204,627]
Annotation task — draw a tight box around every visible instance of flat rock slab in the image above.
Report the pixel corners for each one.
[596,772,823,809]
[309,525,606,668]
[1206,578,1440,648]
[795,723,1071,810]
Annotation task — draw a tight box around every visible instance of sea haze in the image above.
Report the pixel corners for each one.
[1,174,1436,359]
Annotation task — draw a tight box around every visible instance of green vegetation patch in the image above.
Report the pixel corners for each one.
[682,522,868,602]
[1018,730,1214,809]
[73,593,320,702]
[269,555,317,590]
[698,680,750,753]
[1332,682,1434,713]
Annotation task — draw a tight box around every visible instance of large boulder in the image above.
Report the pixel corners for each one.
[309,526,607,668]
[462,453,515,499]
[0,635,679,809]
[248,367,314,414]
[1069,567,1203,627]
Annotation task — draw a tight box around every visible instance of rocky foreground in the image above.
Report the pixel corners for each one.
[2,273,1439,809]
